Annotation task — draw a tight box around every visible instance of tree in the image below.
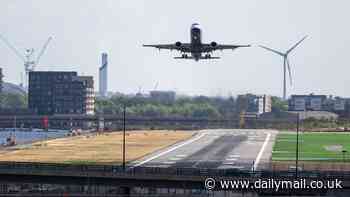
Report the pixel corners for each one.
[191,103,221,118]
[271,96,288,112]
[0,93,27,108]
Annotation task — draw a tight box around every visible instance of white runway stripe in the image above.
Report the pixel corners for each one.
[222,162,235,165]
[162,161,176,165]
[175,154,187,158]
[228,154,240,158]
[252,133,271,171]
[169,157,183,161]
[231,166,244,169]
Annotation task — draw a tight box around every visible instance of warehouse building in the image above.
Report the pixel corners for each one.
[289,94,350,118]
[289,94,327,111]
[326,96,350,117]
[28,71,95,115]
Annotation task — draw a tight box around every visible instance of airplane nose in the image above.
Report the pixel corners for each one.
[191,23,200,29]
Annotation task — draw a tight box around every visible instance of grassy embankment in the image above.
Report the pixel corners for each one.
[0,130,194,165]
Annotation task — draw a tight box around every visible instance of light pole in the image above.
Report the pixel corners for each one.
[122,104,126,171]
[70,117,73,131]
[295,112,300,178]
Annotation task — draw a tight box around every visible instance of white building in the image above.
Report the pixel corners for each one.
[258,95,272,114]
[237,94,272,115]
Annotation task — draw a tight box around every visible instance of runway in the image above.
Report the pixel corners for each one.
[132,129,278,170]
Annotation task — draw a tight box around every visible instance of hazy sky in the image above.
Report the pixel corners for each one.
[0,1,349,97]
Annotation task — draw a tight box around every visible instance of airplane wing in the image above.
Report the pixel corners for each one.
[202,44,251,53]
[143,43,191,53]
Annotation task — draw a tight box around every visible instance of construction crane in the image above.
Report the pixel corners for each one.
[136,85,143,97]
[0,34,52,89]
[153,82,159,91]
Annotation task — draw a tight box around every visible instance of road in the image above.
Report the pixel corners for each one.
[132,129,278,170]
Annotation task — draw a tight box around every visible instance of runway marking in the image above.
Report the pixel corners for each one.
[175,154,187,158]
[252,133,271,171]
[225,158,237,161]
[133,133,206,167]
[228,154,240,158]
[162,161,176,164]
[222,162,235,165]
[169,157,183,161]
[231,166,244,169]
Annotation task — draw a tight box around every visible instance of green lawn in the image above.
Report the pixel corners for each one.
[272,132,350,162]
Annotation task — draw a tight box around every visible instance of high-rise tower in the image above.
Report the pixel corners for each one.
[99,53,108,97]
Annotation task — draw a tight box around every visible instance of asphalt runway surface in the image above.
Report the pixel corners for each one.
[132,129,278,170]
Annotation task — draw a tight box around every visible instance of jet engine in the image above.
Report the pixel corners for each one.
[210,42,217,47]
[175,41,182,47]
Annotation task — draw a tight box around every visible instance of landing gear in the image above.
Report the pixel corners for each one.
[181,54,188,58]
[204,54,211,58]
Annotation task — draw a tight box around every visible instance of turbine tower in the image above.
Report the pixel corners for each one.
[260,36,307,100]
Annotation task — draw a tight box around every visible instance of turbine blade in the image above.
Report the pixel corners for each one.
[259,45,285,56]
[286,35,308,54]
[286,58,293,85]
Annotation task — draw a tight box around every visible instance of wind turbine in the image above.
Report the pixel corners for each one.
[260,36,307,100]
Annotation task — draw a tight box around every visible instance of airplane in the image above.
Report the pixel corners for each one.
[143,23,251,61]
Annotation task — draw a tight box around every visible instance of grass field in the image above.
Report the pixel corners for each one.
[0,130,193,164]
[272,132,350,162]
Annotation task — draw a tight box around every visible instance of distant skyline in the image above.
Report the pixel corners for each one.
[1,1,349,97]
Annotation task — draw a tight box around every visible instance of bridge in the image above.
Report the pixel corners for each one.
[0,162,349,196]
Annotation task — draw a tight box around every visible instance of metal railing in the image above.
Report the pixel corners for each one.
[0,161,350,180]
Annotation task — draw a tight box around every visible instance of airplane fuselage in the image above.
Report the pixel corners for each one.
[190,24,202,61]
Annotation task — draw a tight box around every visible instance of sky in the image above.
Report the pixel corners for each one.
[0,0,349,97]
